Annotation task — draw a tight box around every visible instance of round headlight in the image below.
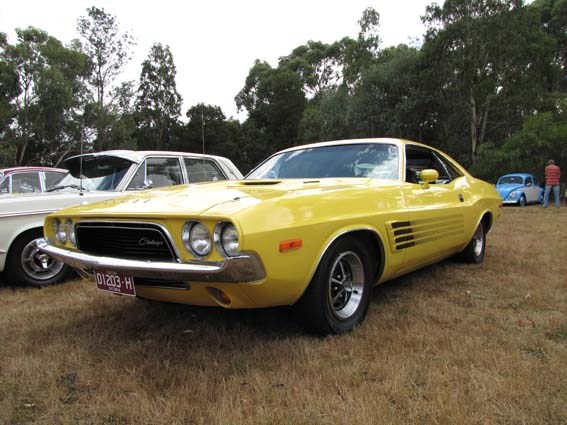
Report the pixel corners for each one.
[221,225,239,257]
[55,220,67,243]
[182,222,211,258]
[509,191,517,199]
[66,219,76,245]
[215,222,239,257]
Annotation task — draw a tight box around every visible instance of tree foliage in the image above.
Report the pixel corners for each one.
[135,43,182,150]
[0,2,566,181]
[77,6,135,151]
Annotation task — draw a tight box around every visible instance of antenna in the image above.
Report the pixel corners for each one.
[201,104,205,154]
[79,136,84,196]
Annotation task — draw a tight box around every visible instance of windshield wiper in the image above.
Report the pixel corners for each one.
[46,184,84,192]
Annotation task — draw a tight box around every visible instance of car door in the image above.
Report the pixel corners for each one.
[400,145,469,270]
[523,176,539,203]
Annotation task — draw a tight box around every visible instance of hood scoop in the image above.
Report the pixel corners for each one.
[239,180,282,186]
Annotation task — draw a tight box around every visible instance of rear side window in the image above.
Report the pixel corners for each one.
[184,158,225,183]
[12,172,42,193]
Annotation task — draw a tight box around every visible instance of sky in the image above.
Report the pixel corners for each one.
[0,0,434,120]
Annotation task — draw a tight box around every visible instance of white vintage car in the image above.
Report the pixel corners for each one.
[0,150,243,287]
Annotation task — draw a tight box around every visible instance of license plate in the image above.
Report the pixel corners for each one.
[95,270,136,296]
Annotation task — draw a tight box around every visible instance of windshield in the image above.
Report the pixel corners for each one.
[498,176,523,185]
[247,143,400,180]
[49,156,134,192]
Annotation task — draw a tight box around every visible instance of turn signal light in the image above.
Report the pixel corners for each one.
[279,239,302,252]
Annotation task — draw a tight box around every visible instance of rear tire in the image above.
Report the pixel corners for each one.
[459,221,486,264]
[295,236,373,335]
[5,229,72,287]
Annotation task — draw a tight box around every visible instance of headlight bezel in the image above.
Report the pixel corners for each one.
[214,222,240,258]
[181,221,212,259]
[55,219,67,244]
[66,219,76,246]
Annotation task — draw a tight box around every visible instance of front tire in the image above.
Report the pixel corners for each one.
[295,236,373,335]
[459,221,486,264]
[519,195,526,207]
[5,230,72,287]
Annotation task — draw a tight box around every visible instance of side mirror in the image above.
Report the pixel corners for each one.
[419,169,439,188]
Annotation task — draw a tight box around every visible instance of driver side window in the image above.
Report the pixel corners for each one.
[405,146,463,184]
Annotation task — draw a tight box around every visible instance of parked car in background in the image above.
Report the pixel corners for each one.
[0,166,67,196]
[496,173,544,206]
[0,150,243,287]
[38,138,502,335]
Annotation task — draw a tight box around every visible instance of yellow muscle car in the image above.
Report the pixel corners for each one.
[37,139,502,334]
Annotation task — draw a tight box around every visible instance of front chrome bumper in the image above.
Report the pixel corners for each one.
[35,238,266,283]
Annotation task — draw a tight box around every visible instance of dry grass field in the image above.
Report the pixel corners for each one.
[1,206,566,425]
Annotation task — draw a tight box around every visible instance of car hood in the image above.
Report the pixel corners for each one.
[496,183,524,198]
[56,178,397,218]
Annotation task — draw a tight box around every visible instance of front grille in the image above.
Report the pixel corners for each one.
[76,222,177,262]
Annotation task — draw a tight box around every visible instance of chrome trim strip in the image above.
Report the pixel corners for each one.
[35,238,266,283]
[0,209,57,219]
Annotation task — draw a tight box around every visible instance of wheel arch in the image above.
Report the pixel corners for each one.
[310,228,386,289]
[480,211,493,234]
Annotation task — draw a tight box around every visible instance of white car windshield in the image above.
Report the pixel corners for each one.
[48,156,134,192]
[247,143,400,180]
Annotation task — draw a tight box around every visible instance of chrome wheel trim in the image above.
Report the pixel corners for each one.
[472,225,484,258]
[20,238,65,282]
[328,251,365,320]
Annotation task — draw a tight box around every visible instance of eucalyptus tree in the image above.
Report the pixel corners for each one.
[135,43,182,150]
[422,0,556,164]
[0,28,89,166]
[278,40,343,99]
[77,6,135,150]
[235,60,306,157]
[342,7,381,90]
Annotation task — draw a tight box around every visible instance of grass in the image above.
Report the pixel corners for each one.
[1,205,566,424]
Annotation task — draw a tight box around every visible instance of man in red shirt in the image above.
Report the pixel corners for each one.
[543,159,561,208]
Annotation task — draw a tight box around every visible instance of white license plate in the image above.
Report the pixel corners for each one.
[95,270,136,296]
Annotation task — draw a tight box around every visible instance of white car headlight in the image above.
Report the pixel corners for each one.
[55,219,67,243]
[509,191,517,199]
[214,222,239,257]
[66,219,76,246]
[182,222,212,258]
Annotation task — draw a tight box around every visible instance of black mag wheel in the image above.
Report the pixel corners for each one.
[459,221,486,264]
[296,236,373,335]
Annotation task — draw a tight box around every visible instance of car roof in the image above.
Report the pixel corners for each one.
[63,150,230,165]
[499,173,533,178]
[0,166,67,174]
[275,138,409,154]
